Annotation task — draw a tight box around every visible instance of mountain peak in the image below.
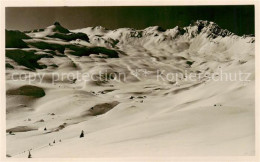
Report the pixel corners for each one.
[54,21,61,26]
[185,20,233,38]
[91,26,108,31]
[52,22,70,33]
[143,26,166,32]
[190,20,212,27]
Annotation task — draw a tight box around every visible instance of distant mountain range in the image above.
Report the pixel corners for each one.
[5,20,254,71]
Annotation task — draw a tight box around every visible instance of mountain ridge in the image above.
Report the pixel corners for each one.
[71,20,254,39]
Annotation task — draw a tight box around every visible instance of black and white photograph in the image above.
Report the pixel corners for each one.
[1,0,258,161]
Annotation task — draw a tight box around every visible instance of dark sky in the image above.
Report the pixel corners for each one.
[6,6,254,36]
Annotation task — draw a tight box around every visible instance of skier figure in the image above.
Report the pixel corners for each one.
[28,151,32,158]
[80,130,84,138]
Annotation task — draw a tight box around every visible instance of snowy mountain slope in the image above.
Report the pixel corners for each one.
[5,20,255,158]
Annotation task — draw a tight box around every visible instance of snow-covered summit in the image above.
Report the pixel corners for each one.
[183,20,233,38]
